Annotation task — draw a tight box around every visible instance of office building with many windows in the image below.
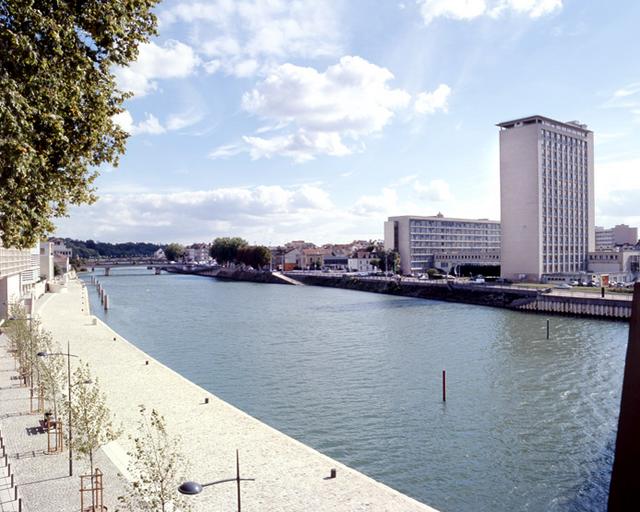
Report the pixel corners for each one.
[498,115,595,281]
[384,213,501,275]
[595,224,638,250]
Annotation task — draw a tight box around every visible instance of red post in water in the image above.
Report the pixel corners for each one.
[442,370,446,402]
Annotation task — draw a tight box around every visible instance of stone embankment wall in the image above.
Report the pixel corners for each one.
[284,274,632,321]
[192,267,293,285]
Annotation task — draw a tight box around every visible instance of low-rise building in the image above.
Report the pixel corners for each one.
[185,243,210,262]
[284,248,303,271]
[39,241,54,281]
[588,248,640,284]
[302,248,332,270]
[51,239,72,273]
[0,242,46,319]
[384,213,501,275]
[323,256,349,270]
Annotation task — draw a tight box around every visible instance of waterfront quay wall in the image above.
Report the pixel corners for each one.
[283,273,632,321]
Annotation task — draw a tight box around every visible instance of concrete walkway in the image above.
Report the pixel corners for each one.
[0,333,128,511]
[33,278,437,512]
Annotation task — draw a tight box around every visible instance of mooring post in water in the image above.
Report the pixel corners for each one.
[546,319,550,340]
[608,283,640,511]
[442,370,446,402]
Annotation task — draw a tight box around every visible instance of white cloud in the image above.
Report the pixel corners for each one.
[159,0,342,77]
[413,179,453,201]
[595,158,640,227]
[132,114,166,135]
[419,0,486,24]
[114,40,200,97]
[352,188,399,217]
[417,0,562,24]
[166,110,205,131]
[414,84,452,114]
[604,82,640,122]
[112,111,134,133]
[242,132,351,163]
[53,184,357,244]
[112,109,203,136]
[233,56,411,161]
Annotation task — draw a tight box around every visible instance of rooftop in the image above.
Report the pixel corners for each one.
[496,115,591,133]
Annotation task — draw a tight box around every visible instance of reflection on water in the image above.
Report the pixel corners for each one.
[83,269,628,512]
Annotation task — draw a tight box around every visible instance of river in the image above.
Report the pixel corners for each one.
[82,268,628,512]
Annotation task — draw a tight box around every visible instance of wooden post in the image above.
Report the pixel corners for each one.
[609,283,640,510]
[442,370,446,402]
[546,319,550,340]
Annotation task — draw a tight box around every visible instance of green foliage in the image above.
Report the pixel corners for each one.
[237,245,271,268]
[0,1,159,248]
[63,363,120,476]
[371,250,399,272]
[36,332,65,421]
[60,239,163,259]
[117,406,191,512]
[163,243,185,262]
[4,303,33,379]
[210,237,248,264]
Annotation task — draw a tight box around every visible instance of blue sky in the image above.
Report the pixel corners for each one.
[55,0,640,245]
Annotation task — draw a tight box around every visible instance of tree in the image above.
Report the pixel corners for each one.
[36,331,65,422]
[210,237,248,265]
[370,250,399,272]
[117,406,191,512]
[64,362,119,505]
[163,243,185,262]
[0,1,160,248]
[236,245,271,269]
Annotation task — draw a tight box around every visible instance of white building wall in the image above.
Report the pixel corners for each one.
[499,116,594,281]
[499,123,542,280]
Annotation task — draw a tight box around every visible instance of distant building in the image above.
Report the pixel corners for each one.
[323,256,349,270]
[39,241,54,281]
[588,248,640,284]
[284,248,302,270]
[302,248,332,269]
[595,225,638,250]
[153,248,166,260]
[51,239,72,273]
[384,213,501,275]
[498,115,594,281]
[0,242,44,319]
[184,243,210,262]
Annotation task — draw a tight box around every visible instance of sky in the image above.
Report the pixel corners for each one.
[55,0,640,245]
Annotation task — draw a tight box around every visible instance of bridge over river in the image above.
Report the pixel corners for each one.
[86,259,218,276]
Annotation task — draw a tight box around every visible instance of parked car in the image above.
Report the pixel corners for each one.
[555,283,572,289]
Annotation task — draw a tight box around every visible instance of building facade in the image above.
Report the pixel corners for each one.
[384,214,501,275]
[595,224,638,250]
[588,249,640,284]
[0,243,47,320]
[498,115,595,280]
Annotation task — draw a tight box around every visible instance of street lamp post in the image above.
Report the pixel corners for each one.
[37,342,85,477]
[178,450,255,512]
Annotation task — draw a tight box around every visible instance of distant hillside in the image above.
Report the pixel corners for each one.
[56,238,163,259]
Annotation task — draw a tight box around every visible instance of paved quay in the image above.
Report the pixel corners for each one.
[34,278,438,511]
[0,333,128,512]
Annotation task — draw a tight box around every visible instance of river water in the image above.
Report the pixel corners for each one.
[82,269,628,512]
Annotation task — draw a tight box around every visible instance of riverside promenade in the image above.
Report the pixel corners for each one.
[29,278,438,511]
